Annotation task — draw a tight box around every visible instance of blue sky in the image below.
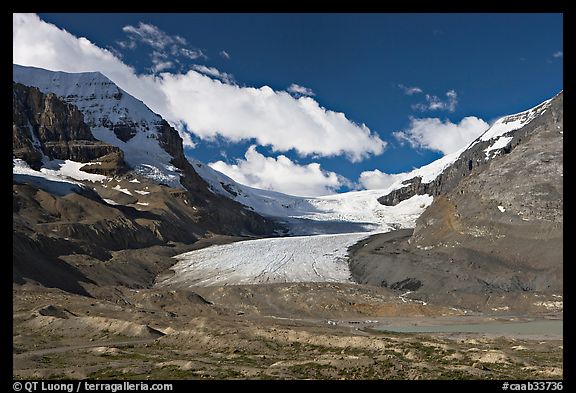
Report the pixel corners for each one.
[15,13,563,196]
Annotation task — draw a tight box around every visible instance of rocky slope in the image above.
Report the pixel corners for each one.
[350,92,563,311]
[410,92,563,288]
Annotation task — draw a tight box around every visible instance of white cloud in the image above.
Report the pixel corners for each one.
[393,116,489,155]
[209,146,346,197]
[121,21,206,66]
[13,13,385,163]
[179,48,206,60]
[358,169,406,190]
[398,84,423,95]
[122,22,185,50]
[151,60,173,73]
[159,72,385,161]
[220,50,230,59]
[150,51,174,72]
[413,89,458,112]
[191,65,235,84]
[116,40,136,50]
[553,51,563,58]
[287,83,315,97]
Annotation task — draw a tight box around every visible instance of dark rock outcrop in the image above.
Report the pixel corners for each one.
[155,119,278,236]
[12,82,124,169]
[410,93,563,279]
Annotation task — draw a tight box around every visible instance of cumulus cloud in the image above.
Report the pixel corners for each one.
[220,50,230,59]
[13,13,385,162]
[209,145,346,197]
[160,72,385,161]
[358,169,406,190]
[393,116,489,155]
[287,83,315,97]
[191,65,235,84]
[413,89,458,112]
[553,51,563,58]
[398,84,423,95]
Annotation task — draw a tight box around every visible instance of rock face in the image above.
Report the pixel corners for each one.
[12,82,122,170]
[378,94,558,206]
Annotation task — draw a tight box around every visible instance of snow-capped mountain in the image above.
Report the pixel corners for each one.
[13,63,558,238]
[13,66,279,295]
[13,64,182,187]
[13,64,430,236]
[13,63,562,293]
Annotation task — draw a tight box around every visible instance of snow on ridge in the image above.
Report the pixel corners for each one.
[480,98,552,142]
[13,64,161,128]
[112,184,132,195]
[42,159,107,182]
[14,158,106,183]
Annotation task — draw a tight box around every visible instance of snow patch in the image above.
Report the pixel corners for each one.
[136,202,149,206]
[41,159,107,182]
[484,136,513,158]
[92,127,181,188]
[129,178,141,183]
[533,301,563,310]
[13,159,84,196]
[103,198,120,205]
[112,185,132,195]
[497,205,506,213]
[134,190,150,195]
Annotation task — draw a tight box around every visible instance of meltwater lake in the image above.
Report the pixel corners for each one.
[375,319,562,337]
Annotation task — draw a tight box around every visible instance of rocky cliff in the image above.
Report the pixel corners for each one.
[12,82,123,171]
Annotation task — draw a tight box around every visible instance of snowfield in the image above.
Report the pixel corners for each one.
[13,158,85,196]
[192,157,433,234]
[158,194,431,287]
[157,232,370,287]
